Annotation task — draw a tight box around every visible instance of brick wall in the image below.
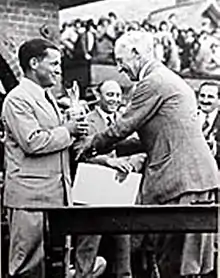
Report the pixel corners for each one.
[0,0,60,47]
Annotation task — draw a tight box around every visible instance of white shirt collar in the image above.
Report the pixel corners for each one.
[139,62,150,80]
[96,106,115,124]
[198,108,218,128]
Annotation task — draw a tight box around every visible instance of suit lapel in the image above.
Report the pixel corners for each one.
[92,108,107,131]
[36,99,59,124]
[45,91,63,124]
[211,111,220,131]
[21,79,62,124]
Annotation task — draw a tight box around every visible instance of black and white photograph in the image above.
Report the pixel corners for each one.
[0,0,219,278]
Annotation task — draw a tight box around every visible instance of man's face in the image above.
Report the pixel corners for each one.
[198,84,219,113]
[115,45,139,81]
[201,17,213,34]
[35,48,61,88]
[99,81,122,114]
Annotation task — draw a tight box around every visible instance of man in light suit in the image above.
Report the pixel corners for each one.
[2,38,89,278]
[76,31,219,278]
[75,80,146,278]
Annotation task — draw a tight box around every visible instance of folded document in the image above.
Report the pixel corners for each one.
[72,163,142,206]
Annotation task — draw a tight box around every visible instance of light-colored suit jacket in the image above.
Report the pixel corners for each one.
[86,107,146,172]
[91,60,219,204]
[2,78,73,208]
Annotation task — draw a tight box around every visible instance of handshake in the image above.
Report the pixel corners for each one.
[63,107,97,160]
[64,114,89,138]
[63,107,89,138]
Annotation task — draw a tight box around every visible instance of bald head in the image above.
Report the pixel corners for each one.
[114,31,155,81]
[99,80,122,94]
[97,80,122,114]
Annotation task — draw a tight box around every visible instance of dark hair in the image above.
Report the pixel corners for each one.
[18,38,59,73]
[199,81,220,97]
[85,19,96,31]
[97,17,110,26]
[159,20,168,31]
[168,13,176,20]
[108,12,117,19]
[96,81,105,94]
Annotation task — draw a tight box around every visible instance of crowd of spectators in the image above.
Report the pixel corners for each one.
[60,11,220,78]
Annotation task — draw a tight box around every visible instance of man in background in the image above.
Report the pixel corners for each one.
[75,79,146,278]
[197,81,220,168]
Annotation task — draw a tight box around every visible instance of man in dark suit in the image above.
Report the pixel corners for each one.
[76,31,219,278]
[197,81,220,168]
[75,80,145,278]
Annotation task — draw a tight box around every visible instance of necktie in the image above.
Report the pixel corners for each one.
[45,89,53,104]
[106,115,114,127]
[45,90,61,122]
[202,113,210,132]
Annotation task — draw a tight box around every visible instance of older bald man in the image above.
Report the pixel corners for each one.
[76,31,219,278]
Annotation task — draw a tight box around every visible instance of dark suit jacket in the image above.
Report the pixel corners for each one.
[209,111,220,169]
[86,107,146,172]
[90,60,219,204]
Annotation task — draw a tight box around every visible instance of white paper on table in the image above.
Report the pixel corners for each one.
[71,163,142,206]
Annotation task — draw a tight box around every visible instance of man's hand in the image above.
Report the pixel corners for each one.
[74,136,97,161]
[106,157,133,173]
[64,116,89,137]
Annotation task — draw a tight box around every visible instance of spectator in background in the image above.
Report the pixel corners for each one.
[107,11,118,41]
[94,17,115,64]
[127,20,141,32]
[62,19,93,99]
[181,27,197,70]
[201,16,217,38]
[190,30,214,75]
[210,41,220,67]
[170,25,185,56]
[114,20,126,40]
[141,19,151,32]
[60,20,79,58]
[167,13,177,31]
[190,15,220,76]
[75,80,146,278]
[158,20,169,34]
[197,81,220,168]
[161,33,181,72]
[96,16,110,39]
[85,19,96,59]
[154,35,165,63]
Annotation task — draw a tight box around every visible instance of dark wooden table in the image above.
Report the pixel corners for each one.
[44,204,218,235]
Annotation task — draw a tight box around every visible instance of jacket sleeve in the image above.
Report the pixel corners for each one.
[3,96,74,155]
[92,78,163,153]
